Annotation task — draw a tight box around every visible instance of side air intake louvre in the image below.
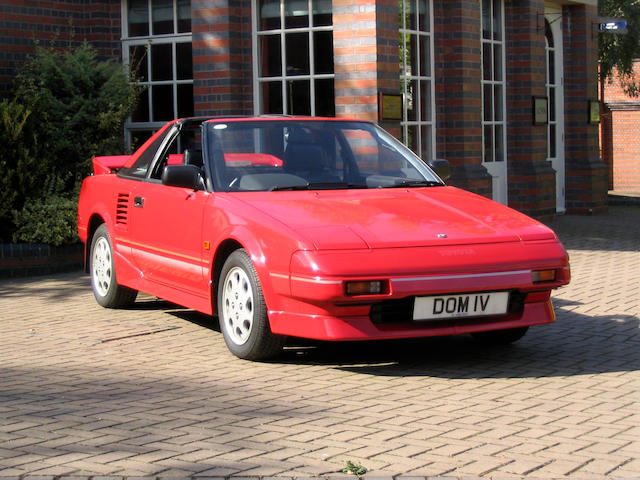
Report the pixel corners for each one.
[116,193,130,225]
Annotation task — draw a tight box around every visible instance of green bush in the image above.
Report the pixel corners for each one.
[0,42,138,244]
[12,195,78,247]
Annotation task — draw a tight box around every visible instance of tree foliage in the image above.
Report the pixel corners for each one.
[0,43,138,243]
[599,0,640,96]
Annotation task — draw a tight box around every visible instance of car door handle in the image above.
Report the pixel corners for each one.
[134,196,144,208]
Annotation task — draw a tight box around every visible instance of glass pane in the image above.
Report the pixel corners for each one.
[177,83,193,117]
[482,0,491,40]
[406,79,417,121]
[131,130,154,151]
[313,0,332,26]
[549,87,556,121]
[408,34,418,74]
[420,80,431,122]
[128,0,149,37]
[287,80,311,115]
[285,32,310,76]
[177,0,191,32]
[492,0,502,41]
[406,0,417,30]
[399,33,409,76]
[176,42,192,80]
[315,78,335,117]
[406,124,418,153]
[483,84,492,122]
[262,82,283,114]
[152,84,174,121]
[418,0,430,32]
[132,88,150,122]
[260,34,282,77]
[493,44,502,81]
[482,42,491,81]
[420,125,432,162]
[419,35,431,77]
[493,84,503,121]
[152,0,174,35]
[259,0,280,30]
[314,31,334,74]
[285,0,308,28]
[484,125,493,162]
[494,124,504,162]
[151,43,173,80]
[549,125,556,158]
[548,50,555,86]
[129,45,148,81]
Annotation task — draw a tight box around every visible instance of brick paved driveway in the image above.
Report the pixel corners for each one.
[0,206,638,478]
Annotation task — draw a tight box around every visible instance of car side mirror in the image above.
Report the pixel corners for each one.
[428,158,451,182]
[161,164,203,190]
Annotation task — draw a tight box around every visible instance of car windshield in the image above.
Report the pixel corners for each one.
[204,119,443,192]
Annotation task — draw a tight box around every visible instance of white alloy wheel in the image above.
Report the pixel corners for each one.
[89,224,137,308]
[92,235,113,297]
[222,266,255,345]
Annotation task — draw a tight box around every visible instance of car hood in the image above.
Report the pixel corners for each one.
[233,186,558,250]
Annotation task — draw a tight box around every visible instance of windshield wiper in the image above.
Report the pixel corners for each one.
[384,180,443,188]
[271,182,368,191]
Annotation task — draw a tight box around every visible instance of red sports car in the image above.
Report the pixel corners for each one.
[78,117,570,360]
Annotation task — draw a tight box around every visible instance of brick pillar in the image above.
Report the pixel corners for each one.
[333,0,400,131]
[433,0,491,197]
[563,5,607,213]
[504,0,556,220]
[192,0,253,116]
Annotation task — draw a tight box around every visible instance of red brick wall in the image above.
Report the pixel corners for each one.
[602,63,640,192]
[0,0,122,96]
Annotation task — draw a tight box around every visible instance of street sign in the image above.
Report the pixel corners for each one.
[597,17,628,34]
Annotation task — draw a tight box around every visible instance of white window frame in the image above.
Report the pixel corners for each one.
[481,0,508,204]
[121,0,193,149]
[399,0,436,162]
[251,0,334,115]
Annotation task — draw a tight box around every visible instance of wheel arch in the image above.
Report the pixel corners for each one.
[84,214,107,272]
[211,238,244,315]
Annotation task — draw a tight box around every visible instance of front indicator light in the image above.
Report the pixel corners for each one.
[345,280,385,296]
[532,269,556,283]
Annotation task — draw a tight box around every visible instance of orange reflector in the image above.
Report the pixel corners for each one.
[532,269,556,283]
[346,280,383,296]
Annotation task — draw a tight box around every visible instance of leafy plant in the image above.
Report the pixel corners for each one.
[12,194,78,247]
[342,460,368,476]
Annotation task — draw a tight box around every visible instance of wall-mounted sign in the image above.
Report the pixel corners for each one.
[532,96,548,125]
[379,93,403,121]
[589,100,600,124]
[597,17,628,34]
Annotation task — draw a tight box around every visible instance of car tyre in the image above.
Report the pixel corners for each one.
[90,224,137,308]
[218,249,285,360]
[471,326,529,344]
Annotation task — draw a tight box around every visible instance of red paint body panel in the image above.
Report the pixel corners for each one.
[78,117,570,343]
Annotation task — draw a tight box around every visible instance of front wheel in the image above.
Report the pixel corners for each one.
[471,326,529,344]
[90,224,137,308]
[217,249,285,360]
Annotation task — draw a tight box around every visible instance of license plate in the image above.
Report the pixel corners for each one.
[413,291,510,321]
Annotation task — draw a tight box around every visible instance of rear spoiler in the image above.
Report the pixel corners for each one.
[92,155,131,175]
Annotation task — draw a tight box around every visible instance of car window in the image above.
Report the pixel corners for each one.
[149,123,203,180]
[120,127,172,178]
[206,120,441,192]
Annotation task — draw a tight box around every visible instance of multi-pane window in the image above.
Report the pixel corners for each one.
[399,0,434,162]
[122,0,193,149]
[253,0,335,117]
[481,0,506,164]
[545,19,557,160]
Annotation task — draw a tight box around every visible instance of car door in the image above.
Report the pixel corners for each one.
[128,123,210,298]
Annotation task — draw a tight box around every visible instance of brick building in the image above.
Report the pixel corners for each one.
[601,64,640,193]
[0,0,607,219]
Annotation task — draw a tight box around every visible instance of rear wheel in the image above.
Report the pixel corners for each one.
[90,224,137,308]
[217,249,285,360]
[471,326,529,344]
